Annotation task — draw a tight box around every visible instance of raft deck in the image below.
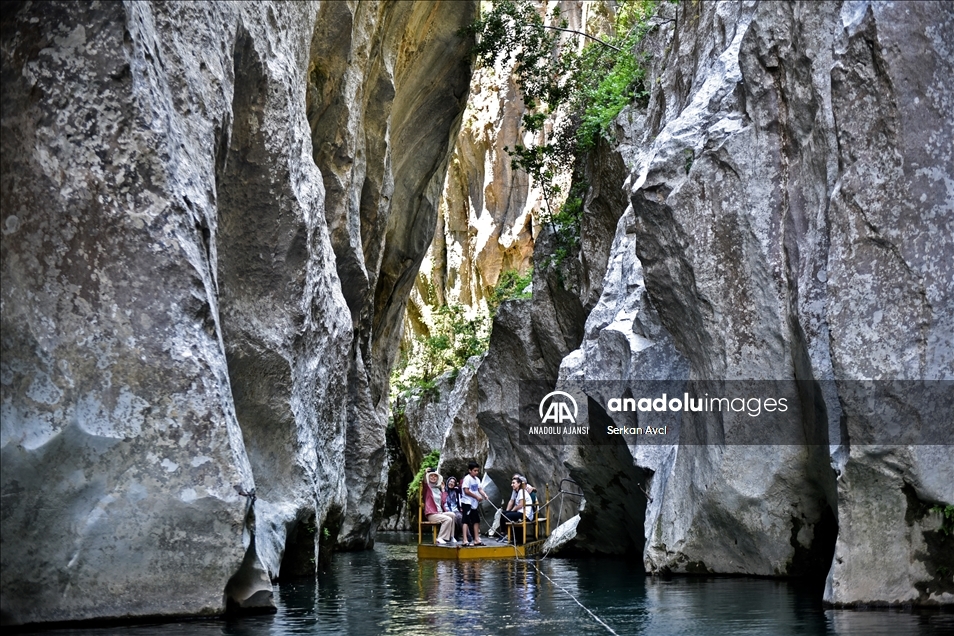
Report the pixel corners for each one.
[417,539,546,560]
[418,479,562,560]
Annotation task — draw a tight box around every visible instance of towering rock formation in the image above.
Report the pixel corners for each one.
[304,0,475,550]
[403,0,952,607]
[563,0,952,604]
[0,0,474,625]
[402,0,611,342]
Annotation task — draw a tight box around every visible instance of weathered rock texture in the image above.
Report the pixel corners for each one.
[1,0,474,625]
[304,0,475,550]
[405,64,536,337]
[474,137,630,532]
[393,356,486,478]
[431,0,952,604]
[402,0,610,343]
[606,0,952,604]
[390,1,607,522]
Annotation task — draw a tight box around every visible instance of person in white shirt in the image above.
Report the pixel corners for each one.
[460,461,489,546]
[492,473,535,539]
[501,475,534,544]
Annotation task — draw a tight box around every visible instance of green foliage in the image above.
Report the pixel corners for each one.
[406,449,441,512]
[465,0,660,235]
[488,268,533,315]
[543,180,588,271]
[391,303,490,396]
[932,504,954,538]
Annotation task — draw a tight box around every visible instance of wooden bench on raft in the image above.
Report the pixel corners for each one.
[504,483,551,544]
[418,477,442,545]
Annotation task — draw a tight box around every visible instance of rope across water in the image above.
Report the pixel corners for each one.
[481,490,619,636]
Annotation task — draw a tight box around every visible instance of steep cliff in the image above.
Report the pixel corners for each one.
[304,0,475,550]
[396,0,952,607]
[566,0,952,604]
[401,0,612,348]
[0,0,473,625]
[392,0,635,531]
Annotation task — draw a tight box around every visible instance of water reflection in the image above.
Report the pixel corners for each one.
[39,533,954,635]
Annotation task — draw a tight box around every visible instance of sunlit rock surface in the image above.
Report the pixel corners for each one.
[0,0,474,625]
[304,0,475,550]
[405,63,536,338]
[403,1,612,341]
[610,0,952,603]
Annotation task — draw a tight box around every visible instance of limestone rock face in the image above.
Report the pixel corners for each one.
[404,2,600,341]
[305,0,476,550]
[407,65,536,335]
[542,514,581,554]
[0,0,474,625]
[402,0,610,343]
[394,356,485,477]
[559,203,689,556]
[1,2,318,623]
[434,357,489,481]
[612,0,952,603]
[820,1,954,606]
[474,140,630,529]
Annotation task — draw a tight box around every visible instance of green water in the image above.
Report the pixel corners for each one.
[46,533,952,635]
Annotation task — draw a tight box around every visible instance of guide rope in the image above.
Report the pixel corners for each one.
[485,480,618,636]
[528,561,620,636]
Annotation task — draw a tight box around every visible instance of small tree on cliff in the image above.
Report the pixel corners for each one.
[463,0,659,263]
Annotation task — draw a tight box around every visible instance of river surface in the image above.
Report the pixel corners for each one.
[47,533,952,636]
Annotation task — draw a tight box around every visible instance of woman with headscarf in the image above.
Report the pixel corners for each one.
[444,475,463,541]
[423,468,457,545]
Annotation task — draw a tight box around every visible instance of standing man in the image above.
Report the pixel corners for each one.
[460,461,489,546]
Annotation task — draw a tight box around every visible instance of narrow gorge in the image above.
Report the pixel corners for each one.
[1,0,951,630]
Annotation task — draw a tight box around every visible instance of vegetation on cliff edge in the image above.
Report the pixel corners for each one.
[464,0,662,268]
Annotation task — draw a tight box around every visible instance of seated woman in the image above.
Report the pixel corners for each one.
[423,468,457,545]
[444,475,463,541]
[492,474,534,539]
[500,475,535,544]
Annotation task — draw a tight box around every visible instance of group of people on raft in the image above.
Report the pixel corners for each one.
[423,461,536,546]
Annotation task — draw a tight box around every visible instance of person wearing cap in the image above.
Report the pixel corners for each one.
[501,475,534,544]
[423,468,456,545]
[492,474,535,540]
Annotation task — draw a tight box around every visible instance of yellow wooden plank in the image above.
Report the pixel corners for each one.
[417,540,546,560]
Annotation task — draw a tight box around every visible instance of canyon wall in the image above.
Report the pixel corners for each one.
[0,0,473,625]
[402,0,611,344]
[400,0,952,606]
[305,0,474,550]
[568,0,953,604]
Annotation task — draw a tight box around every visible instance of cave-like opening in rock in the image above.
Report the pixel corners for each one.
[278,510,318,581]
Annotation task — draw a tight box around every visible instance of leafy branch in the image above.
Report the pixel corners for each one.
[540,25,624,52]
[465,0,661,268]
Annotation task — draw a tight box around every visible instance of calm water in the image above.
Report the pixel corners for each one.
[46,533,952,636]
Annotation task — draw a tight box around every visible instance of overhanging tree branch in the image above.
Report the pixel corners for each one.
[541,25,624,53]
